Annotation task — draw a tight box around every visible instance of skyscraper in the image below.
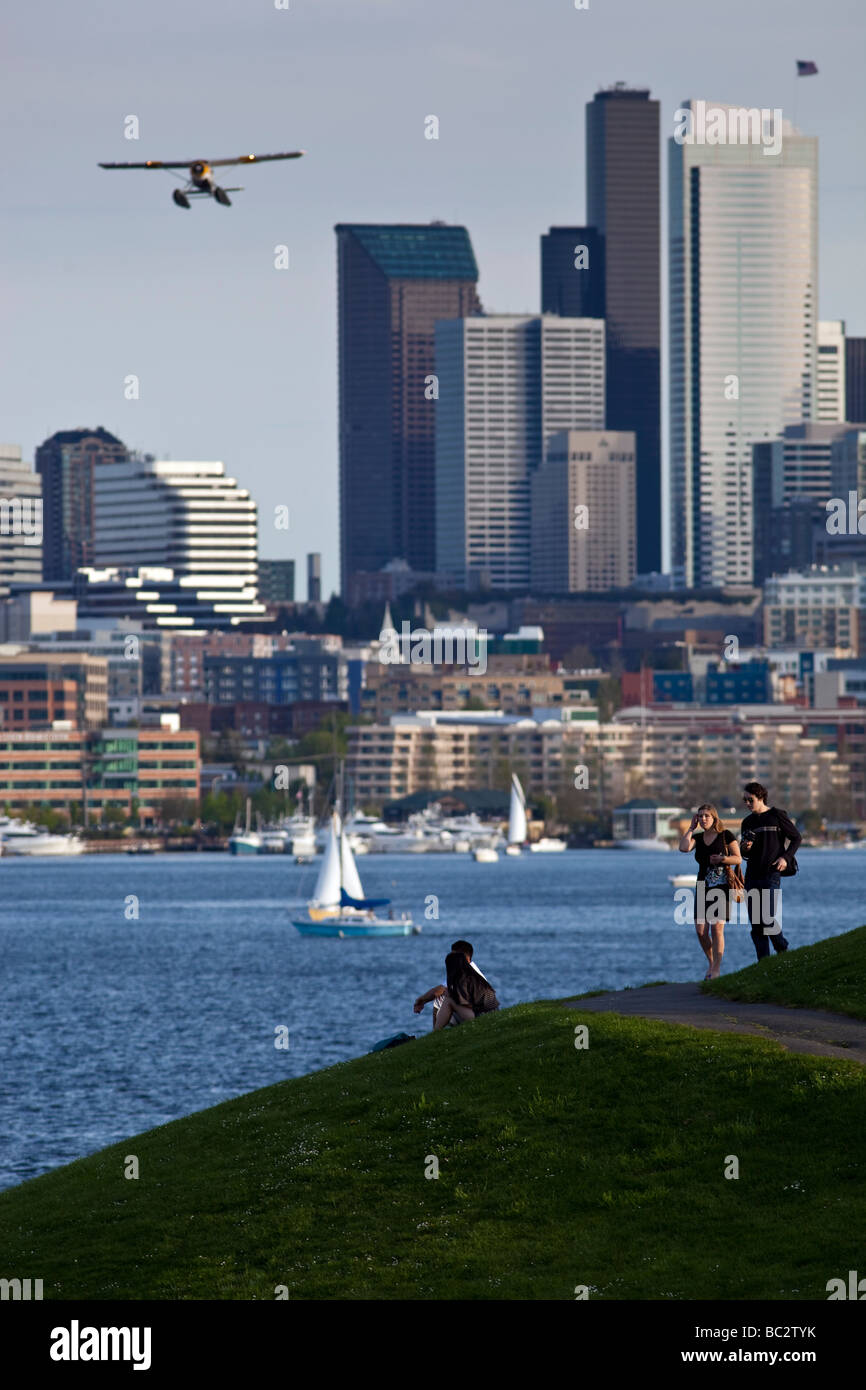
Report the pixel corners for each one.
[669,103,818,588]
[817,321,846,421]
[586,84,661,574]
[335,223,481,595]
[93,457,260,617]
[307,552,321,603]
[751,423,851,584]
[846,338,866,424]
[35,427,127,581]
[435,314,605,590]
[531,429,636,593]
[0,445,43,587]
[540,227,604,319]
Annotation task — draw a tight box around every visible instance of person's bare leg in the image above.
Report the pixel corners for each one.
[709,923,725,978]
[434,997,455,1030]
[695,923,712,977]
[451,1003,475,1023]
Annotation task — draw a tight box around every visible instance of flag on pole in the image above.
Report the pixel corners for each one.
[796,60,819,76]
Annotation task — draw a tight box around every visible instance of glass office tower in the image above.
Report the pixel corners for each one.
[669,102,818,588]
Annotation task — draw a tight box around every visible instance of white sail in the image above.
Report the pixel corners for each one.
[508,773,528,845]
[312,814,342,906]
[340,826,365,901]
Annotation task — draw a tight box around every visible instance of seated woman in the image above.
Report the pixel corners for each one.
[434,949,500,1029]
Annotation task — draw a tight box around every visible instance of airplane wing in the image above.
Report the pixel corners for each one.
[99,151,304,170]
[207,151,305,167]
[98,160,195,170]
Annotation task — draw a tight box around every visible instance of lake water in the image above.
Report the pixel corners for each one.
[0,848,862,1191]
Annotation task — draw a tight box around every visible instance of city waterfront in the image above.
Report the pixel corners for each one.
[1,847,861,1191]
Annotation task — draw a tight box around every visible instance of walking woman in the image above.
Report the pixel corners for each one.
[678,804,743,979]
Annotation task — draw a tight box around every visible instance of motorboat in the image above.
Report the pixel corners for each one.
[669,872,698,887]
[0,816,85,856]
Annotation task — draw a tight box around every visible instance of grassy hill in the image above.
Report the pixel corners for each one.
[703,924,866,1019]
[1,983,864,1300]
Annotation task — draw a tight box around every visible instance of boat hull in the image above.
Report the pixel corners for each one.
[293,919,420,938]
[229,836,263,855]
[2,836,85,856]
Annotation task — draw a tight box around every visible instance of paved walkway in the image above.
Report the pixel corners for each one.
[562,983,866,1064]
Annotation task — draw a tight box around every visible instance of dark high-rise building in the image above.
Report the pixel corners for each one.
[258,559,295,604]
[847,338,866,424]
[35,427,127,581]
[586,85,661,574]
[540,227,604,319]
[336,223,481,595]
[307,552,321,603]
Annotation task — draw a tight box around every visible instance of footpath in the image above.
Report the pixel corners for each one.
[562,982,866,1064]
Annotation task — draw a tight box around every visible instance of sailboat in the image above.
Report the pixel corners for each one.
[293,811,419,937]
[505,773,527,856]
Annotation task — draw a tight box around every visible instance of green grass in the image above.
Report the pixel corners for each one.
[703,924,866,1020]
[0,1000,863,1300]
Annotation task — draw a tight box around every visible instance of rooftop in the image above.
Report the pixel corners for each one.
[337,223,478,281]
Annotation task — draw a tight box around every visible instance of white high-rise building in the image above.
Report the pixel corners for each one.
[817,321,847,422]
[94,458,259,616]
[0,445,43,586]
[669,102,818,587]
[435,314,605,589]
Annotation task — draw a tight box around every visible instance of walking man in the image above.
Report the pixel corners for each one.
[740,782,801,961]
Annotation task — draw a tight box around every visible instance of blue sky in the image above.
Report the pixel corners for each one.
[2,0,864,595]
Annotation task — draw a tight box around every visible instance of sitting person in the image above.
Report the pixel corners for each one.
[413,939,498,1029]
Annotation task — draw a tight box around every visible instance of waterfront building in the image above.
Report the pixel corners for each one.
[346,704,854,813]
[0,725,200,821]
[435,314,605,589]
[530,429,636,592]
[336,223,481,593]
[669,103,818,587]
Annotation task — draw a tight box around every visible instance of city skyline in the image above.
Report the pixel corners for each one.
[2,0,865,597]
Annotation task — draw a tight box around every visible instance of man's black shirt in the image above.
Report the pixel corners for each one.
[740,807,802,878]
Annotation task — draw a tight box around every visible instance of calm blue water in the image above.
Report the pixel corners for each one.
[0,848,861,1191]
